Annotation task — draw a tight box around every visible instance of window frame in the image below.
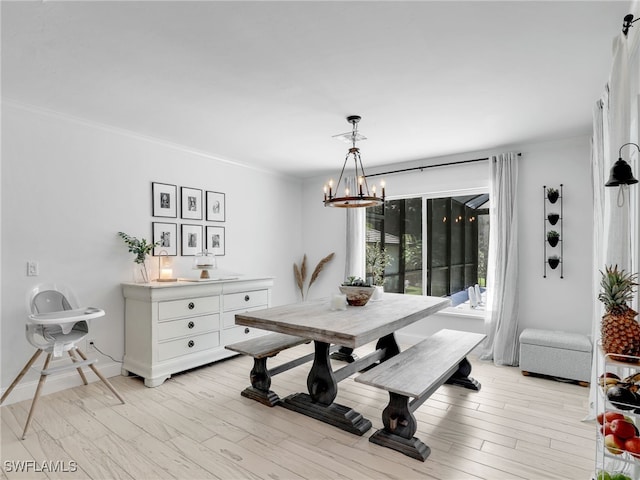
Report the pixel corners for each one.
[364,187,489,318]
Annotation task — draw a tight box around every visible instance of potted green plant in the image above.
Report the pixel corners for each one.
[547,213,560,225]
[547,187,559,204]
[118,232,159,283]
[366,243,391,301]
[548,255,561,269]
[547,230,560,247]
[339,276,374,306]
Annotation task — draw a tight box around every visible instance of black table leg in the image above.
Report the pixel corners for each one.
[330,346,358,363]
[281,340,372,435]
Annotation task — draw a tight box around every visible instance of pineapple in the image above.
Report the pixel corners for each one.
[599,265,639,362]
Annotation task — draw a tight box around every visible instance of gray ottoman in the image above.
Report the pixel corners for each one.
[519,329,592,385]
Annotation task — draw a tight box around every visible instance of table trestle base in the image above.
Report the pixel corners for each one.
[241,386,281,407]
[281,393,372,435]
[369,428,431,462]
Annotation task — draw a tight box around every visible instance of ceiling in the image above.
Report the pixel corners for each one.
[1,1,633,178]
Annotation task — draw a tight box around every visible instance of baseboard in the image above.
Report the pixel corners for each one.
[0,361,123,406]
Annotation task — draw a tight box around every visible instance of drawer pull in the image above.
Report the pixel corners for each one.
[188,302,195,310]
[244,328,250,334]
[188,340,195,348]
[188,321,195,329]
[244,295,250,302]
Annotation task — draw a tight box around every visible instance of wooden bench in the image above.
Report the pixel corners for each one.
[226,333,339,407]
[355,329,486,461]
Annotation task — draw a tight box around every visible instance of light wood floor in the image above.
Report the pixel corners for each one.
[1,343,595,479]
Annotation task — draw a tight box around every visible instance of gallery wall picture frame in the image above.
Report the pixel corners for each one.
[181,224,203,256]
[206,191,226,222]
[181,186,203,220]
[206,226,225,256]
[152,222,178,256]
[152,182,178,218]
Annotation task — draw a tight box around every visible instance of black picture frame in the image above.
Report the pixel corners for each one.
[206,226,225,256]
[152,222,177,256]
[181,186,203,220]
[181,224,203,256]
[206,191,226,222]
[152,182,177,218]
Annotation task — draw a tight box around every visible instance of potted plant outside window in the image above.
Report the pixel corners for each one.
[547,230,560,247]
[366,243,391,301]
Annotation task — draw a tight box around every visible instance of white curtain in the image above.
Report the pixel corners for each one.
[480,152,520,365]
[588,33,637,418]
[588,94,608,418]
[345,177,366,279]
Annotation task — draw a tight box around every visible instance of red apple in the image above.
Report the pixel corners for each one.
[610,419,637,439]
[601,422,614,436]
[605,434,625,454]
[598,412,626,425]
[625,437,640,459]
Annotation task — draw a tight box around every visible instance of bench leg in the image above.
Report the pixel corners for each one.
[369,392,430,461]
[241,357,280,407]
[445,357,481,391]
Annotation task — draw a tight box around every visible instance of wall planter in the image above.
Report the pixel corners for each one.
[547,230,560,247]
[543,184,563,278]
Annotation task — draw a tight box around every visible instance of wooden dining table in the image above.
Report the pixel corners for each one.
[235,293,450,435]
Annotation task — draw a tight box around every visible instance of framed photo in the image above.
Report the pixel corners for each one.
[206,191,226,222]
[181,186,203,220]
[206,226,225,256]
[181,224,203,256]
[152,182,177,218]
[152,222,177,256]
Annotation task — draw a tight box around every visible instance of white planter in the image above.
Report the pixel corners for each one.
[371,285,384,301]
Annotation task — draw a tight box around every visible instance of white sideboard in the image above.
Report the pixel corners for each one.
[121,277,274,387]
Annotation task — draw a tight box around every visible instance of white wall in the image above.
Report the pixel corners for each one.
[302,136,594,342]
[1,102,303,401]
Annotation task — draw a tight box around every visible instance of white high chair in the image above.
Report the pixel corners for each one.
[0,283,125,439]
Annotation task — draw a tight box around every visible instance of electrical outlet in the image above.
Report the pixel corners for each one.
[27,261,39,276]
[87,339,96,352]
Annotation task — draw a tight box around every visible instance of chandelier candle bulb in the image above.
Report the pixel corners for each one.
[359,177,364,196]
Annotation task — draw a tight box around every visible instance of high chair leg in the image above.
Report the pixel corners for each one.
[22,353,52,439]
[68,349,88,385]
[75,348,125,404]
[1,350,42,404]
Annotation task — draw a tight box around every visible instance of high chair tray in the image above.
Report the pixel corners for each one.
[28,307,105,324]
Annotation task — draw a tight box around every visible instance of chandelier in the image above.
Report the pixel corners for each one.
[323,115,386,208]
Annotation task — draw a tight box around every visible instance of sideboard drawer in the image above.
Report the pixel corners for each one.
[158,331,220,361]
[158,314,220,341]
[223,290,269,312]
[224,325,265,345]
[159,295,219,321]
[222,305,267,328]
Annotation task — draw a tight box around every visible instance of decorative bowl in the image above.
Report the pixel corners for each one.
[338,285,375,306]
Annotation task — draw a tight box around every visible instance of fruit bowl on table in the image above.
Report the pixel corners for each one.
[338,285,375,306]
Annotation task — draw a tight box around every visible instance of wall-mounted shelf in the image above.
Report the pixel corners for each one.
[543,184,563,278]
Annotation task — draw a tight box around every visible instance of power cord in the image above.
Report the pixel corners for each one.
[88,341,123,364]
